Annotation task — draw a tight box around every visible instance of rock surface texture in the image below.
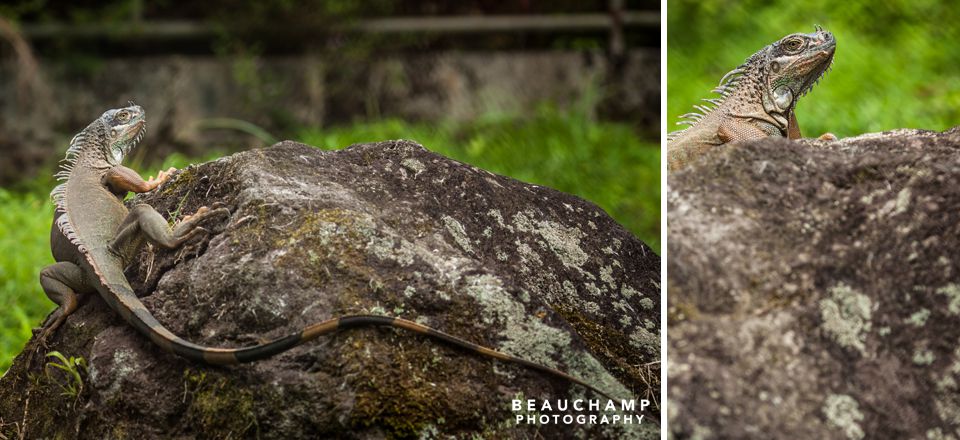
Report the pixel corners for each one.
[0,140,659,439]
[668,128,960,439]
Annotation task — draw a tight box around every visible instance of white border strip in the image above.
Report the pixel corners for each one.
[659,0,669,436]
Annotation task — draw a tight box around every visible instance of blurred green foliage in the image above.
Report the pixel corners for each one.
[0,189,52,373]
[0,106,658,374]
[668,0,960,137]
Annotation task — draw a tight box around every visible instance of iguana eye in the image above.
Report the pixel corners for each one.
[784,38,804,51]
[116,111,130,122]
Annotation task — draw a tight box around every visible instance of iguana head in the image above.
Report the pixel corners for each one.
[58,104,147,176]
[670,26,835,140]
[763,26,835,114]
[100,104,147,165]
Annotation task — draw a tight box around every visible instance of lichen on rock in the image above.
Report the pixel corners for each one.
[823,394,865,440]
[818,283,872,355]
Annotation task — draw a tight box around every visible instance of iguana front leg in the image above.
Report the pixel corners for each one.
[787,111,803,140]
[102,166,176,194]
[101,164,229,251]
[788,110,837,141]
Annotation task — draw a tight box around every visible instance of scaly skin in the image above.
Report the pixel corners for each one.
[37,105,619,401]
[668,26,836,172]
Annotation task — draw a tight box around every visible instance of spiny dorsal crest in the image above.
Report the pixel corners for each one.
[667,51,764,141]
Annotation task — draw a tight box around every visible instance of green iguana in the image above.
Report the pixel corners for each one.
[38,104,617,400]
[668,26,836,171]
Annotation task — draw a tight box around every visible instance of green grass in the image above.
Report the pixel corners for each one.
[0,189,54,372]
[668,0,960,138]
[0,107,658,374]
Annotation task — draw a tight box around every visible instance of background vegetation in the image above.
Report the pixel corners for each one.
[668,0,960,137]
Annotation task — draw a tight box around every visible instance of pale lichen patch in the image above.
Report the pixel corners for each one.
[819,283,872,355]
[925,428,956,440]
[907,308,931,327]
[583,301,600,315]
[914,348,935,365]
[935,395,960,426]
[400,158,426,177]
[513,211,588,270]
[600,265,617,289]
[823,394,865,440]
[403,286,417,298]
[93,348,142,400]
[936,284,960,315]
[515,241,543,268]
[612,300,635,317]
[486,209,508,229]
[562,280,577,294]
[894,187,912,216]
[463,273,634,413]
[366,234,417,266]
[464,274,568,368]
[442,215,475,254]
[638,298,654,310]
[629,327,659,356]
[936,375,957,393]
[584,282,603,297]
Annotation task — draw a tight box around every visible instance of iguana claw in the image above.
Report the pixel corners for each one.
[146,167,177,189]
[178,206,210,224]
[818,132,838,141]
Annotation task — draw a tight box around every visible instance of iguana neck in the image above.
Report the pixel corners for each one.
[722,61,791,133]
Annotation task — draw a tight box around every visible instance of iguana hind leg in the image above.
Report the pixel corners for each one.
[38,262,93,339]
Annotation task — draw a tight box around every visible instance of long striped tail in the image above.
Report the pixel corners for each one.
[100,280,620,401]
[132,309,612,400]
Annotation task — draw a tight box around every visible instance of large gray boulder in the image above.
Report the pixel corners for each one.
[668,128,960,439]
[0,140,659,439]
